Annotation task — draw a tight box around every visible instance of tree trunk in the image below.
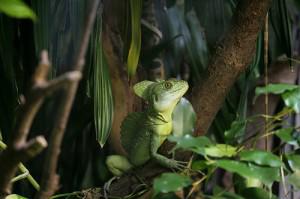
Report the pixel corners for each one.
[191,0,272,136]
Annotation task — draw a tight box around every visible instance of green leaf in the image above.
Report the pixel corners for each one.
[255,84,298,96]
[213,192,244,199]
[127,0,142,76]
[286,154,300,171]
[168,134,212,155]
[0,0,36,20]
[212,186,244,199]
[204,144,237,158]
[5,194,28,199]
[255,84,300,113]
[273,127,297,145]
[240,187,278,199]
[269,0,292,64]
[287,170,300,190]
[191,160,209,170]
[153,173,192,194]
[172,97,196,136]
[215,160,280,186]
[239,150,282,167]
[233,174,262,194]
[91,15,114,147]
[282,87,300,113]
[224,120,247,143]
[192,1,234,47]
[164,6,187,75]
[185,9,209,79]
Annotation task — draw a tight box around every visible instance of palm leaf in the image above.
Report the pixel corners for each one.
[269,0,292,61]
[32,0,85,77]
[162,3,208,80]
[164,4,186,76]
[127,0,142,76]
[90,13,114,147]
[192,0,235,48]
[185,9,208,78]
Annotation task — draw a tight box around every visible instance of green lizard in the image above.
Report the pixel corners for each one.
[106,79,189,176]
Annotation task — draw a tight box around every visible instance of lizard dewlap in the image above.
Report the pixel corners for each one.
[106,79,189,176]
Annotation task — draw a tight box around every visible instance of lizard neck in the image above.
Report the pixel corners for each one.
[146,105,176,123]
[159,108,174,122]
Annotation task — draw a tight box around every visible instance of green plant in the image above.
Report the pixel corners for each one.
[153,83,300,198]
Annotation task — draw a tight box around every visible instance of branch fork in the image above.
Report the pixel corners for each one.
[0,50,82,198]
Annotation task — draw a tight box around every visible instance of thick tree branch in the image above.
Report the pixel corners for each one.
[35,1,100,199]
[191,0,272,136]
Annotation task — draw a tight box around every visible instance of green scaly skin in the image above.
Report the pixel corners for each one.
[106,79,189,176]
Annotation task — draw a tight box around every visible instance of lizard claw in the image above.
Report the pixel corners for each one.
[169,159,188,170]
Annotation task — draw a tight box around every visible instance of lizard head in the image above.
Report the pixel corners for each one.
[134,79,188,112]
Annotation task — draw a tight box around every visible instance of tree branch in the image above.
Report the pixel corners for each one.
[0,137,47,198]
[35,1,100,198]
[0,50,80,198]
[191,0,272,136]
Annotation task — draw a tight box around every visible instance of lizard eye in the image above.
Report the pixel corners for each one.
[164,81,173,89]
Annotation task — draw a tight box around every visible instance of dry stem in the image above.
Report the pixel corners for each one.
[0,51,81,198]
[35,1,100,198]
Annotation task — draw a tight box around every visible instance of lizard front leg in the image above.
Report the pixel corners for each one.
[150,134,186,170]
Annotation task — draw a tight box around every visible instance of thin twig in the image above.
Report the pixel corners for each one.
[0,137,47,198]
[35,1,100,199]
[0,51,48,197]
[0,49,84,198]
[264,13,269,151]
[0,140,40,190]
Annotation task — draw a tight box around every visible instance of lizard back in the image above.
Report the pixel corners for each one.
[120,112,151,166]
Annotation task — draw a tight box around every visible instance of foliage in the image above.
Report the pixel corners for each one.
[89,12,114,147]
[172,98,196,137]
[5,194,28,199]
[127,0,142,76]
[0,0,36,20]
[156,0,209,79]
[156,130,299,197]
[153,173,192,195]
[0,0,298,198]
[153,83,300,197]
[256,83,300,113]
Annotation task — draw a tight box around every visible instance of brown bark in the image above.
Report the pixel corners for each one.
[102,23,132,155]
[191,0,272,136]
[102,0,141,155]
